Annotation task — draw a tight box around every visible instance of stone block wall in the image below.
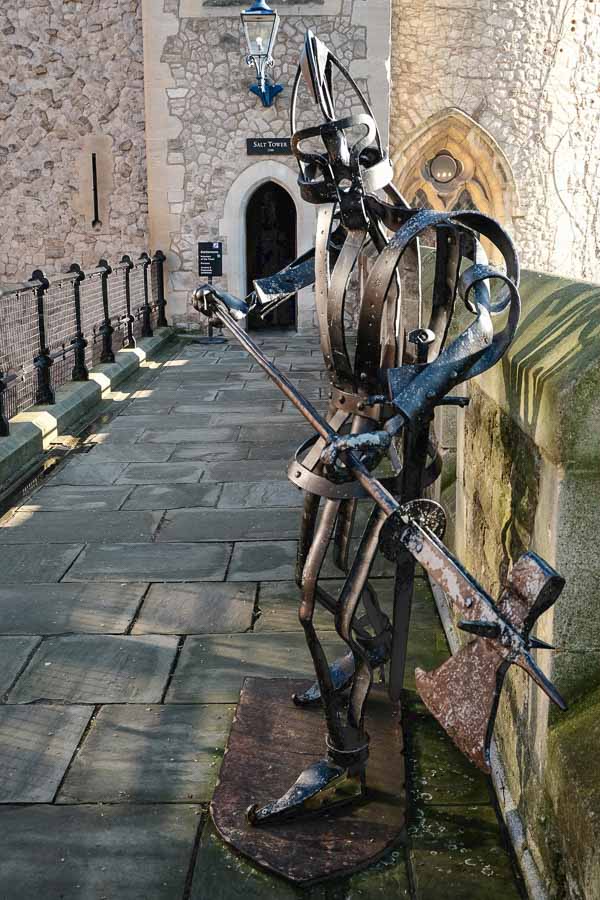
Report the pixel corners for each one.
[389,0,600,285]
[439,270,600,897]
[0,0,148,281]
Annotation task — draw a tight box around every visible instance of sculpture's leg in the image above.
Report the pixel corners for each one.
[249,499,368,825]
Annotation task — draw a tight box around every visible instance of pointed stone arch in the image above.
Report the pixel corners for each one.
[392,109,521,262]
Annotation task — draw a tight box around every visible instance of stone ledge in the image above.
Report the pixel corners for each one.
[0,329,174,492]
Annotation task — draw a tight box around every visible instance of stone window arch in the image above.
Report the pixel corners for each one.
[392,109,520,263]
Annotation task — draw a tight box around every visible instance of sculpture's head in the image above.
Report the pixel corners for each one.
[290,31,393,220]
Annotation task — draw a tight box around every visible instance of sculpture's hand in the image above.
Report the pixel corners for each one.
[191,284,249,321]
[319,430,393,469]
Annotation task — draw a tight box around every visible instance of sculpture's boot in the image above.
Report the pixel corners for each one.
[293,649,355,706]
[246,757,365,825]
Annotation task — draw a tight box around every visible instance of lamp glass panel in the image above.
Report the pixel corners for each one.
[243,13,276,57]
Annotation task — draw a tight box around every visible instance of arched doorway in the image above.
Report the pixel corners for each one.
[246,181,297,329]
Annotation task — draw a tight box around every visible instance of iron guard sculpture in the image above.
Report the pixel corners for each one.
[193,32,566,830]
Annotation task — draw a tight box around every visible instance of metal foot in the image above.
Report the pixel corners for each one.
[292,650,355,706]
[247,758,365,826]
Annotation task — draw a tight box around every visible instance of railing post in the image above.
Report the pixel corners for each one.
[152,250,168,327]
[98,258,114,364]
[68,263,89,381]
[0,369,9,436]
[121,254,136,348]
[139,252,153,338]
[31,269,55,405]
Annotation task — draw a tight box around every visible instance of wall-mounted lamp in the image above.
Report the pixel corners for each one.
[241,0,282,108]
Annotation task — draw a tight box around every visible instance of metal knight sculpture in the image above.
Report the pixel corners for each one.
[194,32,566,826]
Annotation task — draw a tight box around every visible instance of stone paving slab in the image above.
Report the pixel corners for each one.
[167,632,344,704]
[246,441,304,460]
[218,481,303,509]
[0,804,200,899]
[9,634,179,704]
[409,804,522,898]
[171,442,251,462]
[404,693,492,808]
[20,485,133,511]
[139,427,240,444]
[238,424,313,444]
[108,414,214,430]
[85,442,176,462]
[0,583,146,634]
[202,459,289,483]
[58,704,233,803]
[208,412,303,427]
[215,388,321,402]
[1,543,83,583]
[172,401,284,415]
[115,462,205,484]
[0,510,163,544]
[0,636,41,695]
[133,582,255,634]
[227,540,298,581]
[0,705,92,802]
[190,823,299,900]
[123,483,222,510]
[64,542,232,582]
[85,428,147,445]
[51,460,129,485]
[156,508,300,542]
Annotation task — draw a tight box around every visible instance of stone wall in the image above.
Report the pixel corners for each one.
[389,0,600,284]
[439,269,600,897]
[0,0,148,281]
[141,0,391,326]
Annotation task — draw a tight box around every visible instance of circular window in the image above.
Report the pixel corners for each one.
[429,152,459,184]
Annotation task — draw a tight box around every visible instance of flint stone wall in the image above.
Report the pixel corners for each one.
[390,0,600,285]
[0,0,148,281]
[437,270,600,898]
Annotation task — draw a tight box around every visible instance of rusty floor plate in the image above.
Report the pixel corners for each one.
[210,677,405,884]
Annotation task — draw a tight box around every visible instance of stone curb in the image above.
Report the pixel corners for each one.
[0,328,174,492]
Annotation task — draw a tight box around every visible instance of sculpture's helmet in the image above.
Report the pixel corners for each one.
[291,31,393,205]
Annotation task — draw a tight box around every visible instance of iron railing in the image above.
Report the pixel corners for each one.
[0,250,167,436]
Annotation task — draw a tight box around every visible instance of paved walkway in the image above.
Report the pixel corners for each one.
[0,333,523,899]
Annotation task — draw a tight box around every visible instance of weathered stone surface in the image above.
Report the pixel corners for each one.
[218,481,303,509]
[58,704,233,803]
[190,822,299,900]
[21,485,133,511]
[246,441,304,460]
[133,582,255,634]
[139,427,239,444]
[170,442,251,462]
[0,510,163,543]
[238,424,313,444]
[345,847,411,898]
[64,542,231,582]
[51,460,128,485]
[1,543,83,583]
[157,507,300,542]
[0,705,92,802]
[115,462,205,484]
[9,635,178,704]
[0,583,146,634]
[0,637,41,695]
[85,442,176,462]
[166,633,344,704]
[202,460,289,483]
[123,483,222,510]
[0,805,199,899]
[409,805,521,899]
[227,541,298,581]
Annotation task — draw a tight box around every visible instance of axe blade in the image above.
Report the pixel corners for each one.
[415,551,566,772]
[415,639,505,773]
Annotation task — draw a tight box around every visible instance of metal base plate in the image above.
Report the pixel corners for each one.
[210,677,406,884]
